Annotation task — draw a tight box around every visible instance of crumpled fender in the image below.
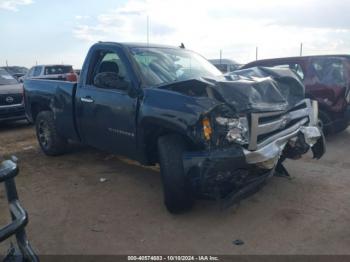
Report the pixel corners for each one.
[138,87,223,145]
[312,132,326,159]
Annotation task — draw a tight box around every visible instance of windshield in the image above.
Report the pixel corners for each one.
[311,58,348,87]
[130,47,222,87]
[0,68,18,85]
[45,66,73,75]
[4,67,28,75]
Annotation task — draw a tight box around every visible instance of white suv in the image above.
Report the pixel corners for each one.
[19,64,78,83]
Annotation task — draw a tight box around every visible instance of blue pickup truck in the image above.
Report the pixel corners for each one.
[24,42,325,213]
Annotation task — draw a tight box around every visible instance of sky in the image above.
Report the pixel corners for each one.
[1,0,350,69]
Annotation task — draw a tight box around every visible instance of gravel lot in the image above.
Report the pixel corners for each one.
[0,121,350,255]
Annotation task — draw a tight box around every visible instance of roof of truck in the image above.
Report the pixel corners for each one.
[97,42,184,49]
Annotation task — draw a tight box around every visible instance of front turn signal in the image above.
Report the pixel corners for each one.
[202,118,212,141]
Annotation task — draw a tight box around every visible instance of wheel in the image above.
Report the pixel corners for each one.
[318,110,334,136]
[35,111,68,156]
[158,134,194,214]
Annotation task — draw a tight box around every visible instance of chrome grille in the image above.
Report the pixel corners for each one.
[248,99,315,151]
[0,94,23,106]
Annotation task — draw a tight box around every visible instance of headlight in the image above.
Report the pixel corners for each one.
[216,116,249,145]
[346,89,350,104]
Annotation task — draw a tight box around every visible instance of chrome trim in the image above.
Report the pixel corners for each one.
[244,99,321,165]
[244,118,308,164]
[0,104,23,109]
[248,99,312,150]
[311,100,319,126]
[80,98,94,103]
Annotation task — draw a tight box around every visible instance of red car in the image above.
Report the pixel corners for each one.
[242,55,350,135]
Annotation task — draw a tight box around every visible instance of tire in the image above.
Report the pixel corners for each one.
[158,134,194,214]
[318,110,334,136]
[35,111,68,156]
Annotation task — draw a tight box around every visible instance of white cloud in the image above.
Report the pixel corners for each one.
[75,15,90,20]
[73,0,350,63]
[0,0,33,11]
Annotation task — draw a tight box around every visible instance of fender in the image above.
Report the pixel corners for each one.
[136,87,222,164]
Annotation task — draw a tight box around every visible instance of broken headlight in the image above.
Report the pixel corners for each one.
[346,89,350,104]
[216,116,249,145]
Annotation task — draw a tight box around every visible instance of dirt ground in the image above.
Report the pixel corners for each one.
[0,121,349,255]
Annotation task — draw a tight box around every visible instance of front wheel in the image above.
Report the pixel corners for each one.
[318,110,334,135]
[35,111,68,156]
[158,134,194,214]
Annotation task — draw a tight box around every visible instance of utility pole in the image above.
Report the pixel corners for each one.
[256,47,258,60]
[147,16,149,44]
[220,49,222,64]
[300,43,303,56]
[6,60,8,67]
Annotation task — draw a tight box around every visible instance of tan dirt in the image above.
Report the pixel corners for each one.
[0,121,349,255]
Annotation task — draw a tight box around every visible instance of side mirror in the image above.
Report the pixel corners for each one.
[93,72,129,91]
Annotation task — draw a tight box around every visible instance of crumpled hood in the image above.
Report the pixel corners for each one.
[0,83,23,95]
[158,67,305,113]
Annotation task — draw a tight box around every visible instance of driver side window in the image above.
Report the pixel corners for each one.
[91,51,131,90]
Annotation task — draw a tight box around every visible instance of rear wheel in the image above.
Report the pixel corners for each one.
[158,134,194,214]
[35,111,68,156]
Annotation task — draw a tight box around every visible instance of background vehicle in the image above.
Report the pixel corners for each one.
[3,66,28,81]
[20,64,78,83]
[0,157,38,262]
[74,69,81,76]
[242,55,350,135]
[209,59,241,73]
[23,42,324,213]
[0,68,26,123]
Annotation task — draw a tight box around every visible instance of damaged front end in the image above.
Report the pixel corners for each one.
[184,99,325,207]
[178,68,326,207]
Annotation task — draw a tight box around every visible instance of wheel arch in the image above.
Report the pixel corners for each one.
[138,118,200,165]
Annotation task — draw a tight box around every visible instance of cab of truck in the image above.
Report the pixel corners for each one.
[242,55,350,135]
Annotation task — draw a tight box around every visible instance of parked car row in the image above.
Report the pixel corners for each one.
[0,64,78,123]
[209,59,242,73]
[0,68,26,123]
[3,66,28,81]
[19,64,78,83]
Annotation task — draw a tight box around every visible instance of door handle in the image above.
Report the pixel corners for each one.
[80,97,94,103]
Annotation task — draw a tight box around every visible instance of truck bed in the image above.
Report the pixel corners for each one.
[24,79,80,141]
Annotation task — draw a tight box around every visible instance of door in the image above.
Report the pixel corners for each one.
[76,48,138,158]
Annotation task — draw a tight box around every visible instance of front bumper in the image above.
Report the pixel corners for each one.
[0,104,26,122]
[183,99,325,200]
[183,126,325,200]
[244,119,325,167]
